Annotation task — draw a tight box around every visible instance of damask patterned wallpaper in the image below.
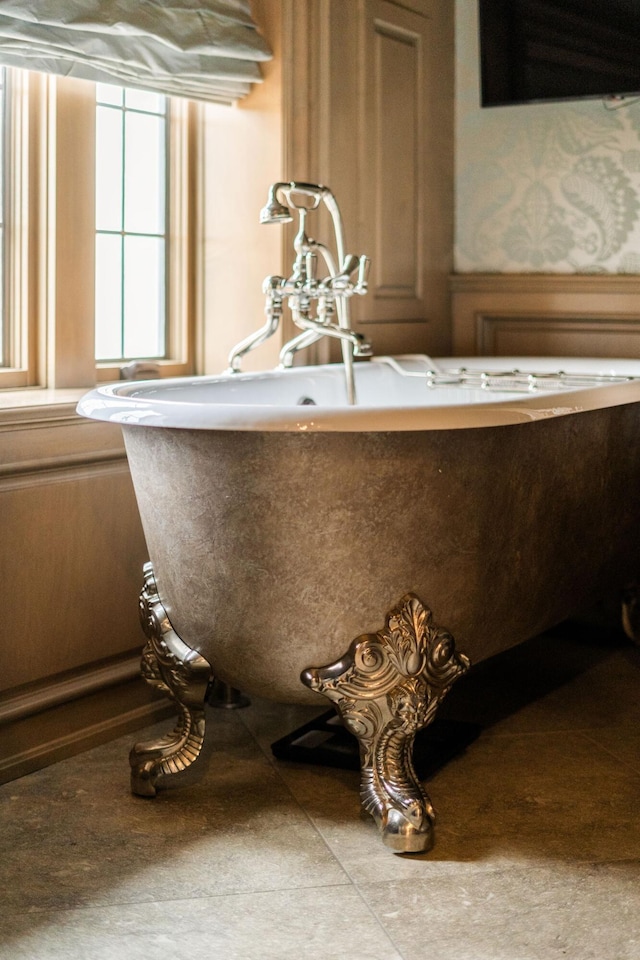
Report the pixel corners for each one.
[455,1,640,273]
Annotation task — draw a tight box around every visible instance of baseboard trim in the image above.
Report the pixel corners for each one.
[0,654,142,724]
[0,678,175,785]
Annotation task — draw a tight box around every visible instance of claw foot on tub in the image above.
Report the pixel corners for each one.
[302,594,470,854]
[130,562,215,797]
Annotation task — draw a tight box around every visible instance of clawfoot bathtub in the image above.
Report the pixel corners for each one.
[78,355,640,853]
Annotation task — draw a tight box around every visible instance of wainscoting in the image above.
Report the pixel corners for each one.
[450,274,640,359]
[0,402,171,784]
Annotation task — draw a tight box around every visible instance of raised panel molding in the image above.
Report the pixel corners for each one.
[0,653,141,723]
[0,677,173,785]
[0,404,126,476]
[356,0,453,356]
[283,0,454,358]
[0,459,149,692]
[371,17,421,301]
[477,317,640,359]
[0,456,130,492]
[386,0,431,13]
[451,273,640,358]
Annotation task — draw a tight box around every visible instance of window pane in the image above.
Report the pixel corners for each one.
[96,83,124,106]
[124,88,164,113]
[95,105,123,233]
[95,234,123,360]
[124,111,165,234]
[123,235,165,358]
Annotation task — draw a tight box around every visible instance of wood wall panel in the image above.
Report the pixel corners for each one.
[0,460,149,691]
[0,405,170,782]
[373,20,420,299]
[0,410,149,697]
[451,274,640,359]
[478,317,640,359]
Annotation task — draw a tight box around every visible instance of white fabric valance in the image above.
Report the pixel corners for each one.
[0,0,272,104]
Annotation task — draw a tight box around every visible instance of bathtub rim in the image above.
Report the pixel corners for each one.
[76,355,640,432]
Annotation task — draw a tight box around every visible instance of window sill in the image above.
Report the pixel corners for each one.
[0,386,91,420]
[0,385,89,404]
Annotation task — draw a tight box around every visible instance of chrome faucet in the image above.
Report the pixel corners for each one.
[227,181,371,404]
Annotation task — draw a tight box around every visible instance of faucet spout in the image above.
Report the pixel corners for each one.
[290,301,372,357]
[227,276,284,373]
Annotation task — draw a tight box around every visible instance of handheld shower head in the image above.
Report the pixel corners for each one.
[260,181,332,225]
[259,199,292,224]
[259,183,293,224]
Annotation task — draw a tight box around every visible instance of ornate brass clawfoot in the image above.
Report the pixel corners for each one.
[302,595,470,854]
[130,562,215,797]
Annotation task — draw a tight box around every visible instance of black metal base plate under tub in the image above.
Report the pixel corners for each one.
[271,709,482,780]
[270,616,626,778]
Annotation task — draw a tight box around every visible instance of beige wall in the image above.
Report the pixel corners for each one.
[200,0,286,375]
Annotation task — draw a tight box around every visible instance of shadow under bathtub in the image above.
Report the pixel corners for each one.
[271,617,632,781]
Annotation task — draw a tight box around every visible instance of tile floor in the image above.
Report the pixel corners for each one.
[2,622,640,959]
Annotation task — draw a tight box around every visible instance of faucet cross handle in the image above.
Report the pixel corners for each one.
[340,254,361,277]
[330,254,371,293]
[355,256,371,294]
[305,252,318,282]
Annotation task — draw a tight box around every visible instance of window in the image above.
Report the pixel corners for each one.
[0,68,198,392]
[95,85,168,363]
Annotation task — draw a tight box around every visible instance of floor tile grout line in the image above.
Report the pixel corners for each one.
[347,853,640,890]
[351,881,411,960]
[235,706,363,886]
[209,707,640,885]
[0,881,366,924]
[1,711,358,924]
[577,729,640,777]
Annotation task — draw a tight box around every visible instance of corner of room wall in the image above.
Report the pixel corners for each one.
[455,0,640,275]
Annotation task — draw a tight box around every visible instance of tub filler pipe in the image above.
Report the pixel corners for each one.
[227,181,371,405]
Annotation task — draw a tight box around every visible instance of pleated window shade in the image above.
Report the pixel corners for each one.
[0,0,272,103]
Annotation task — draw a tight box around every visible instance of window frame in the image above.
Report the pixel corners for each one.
[0,67,38,388]
[0,69,199,392]
[94,85,170,366]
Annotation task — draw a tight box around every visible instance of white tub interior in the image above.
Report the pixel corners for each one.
[77,355,640,432]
